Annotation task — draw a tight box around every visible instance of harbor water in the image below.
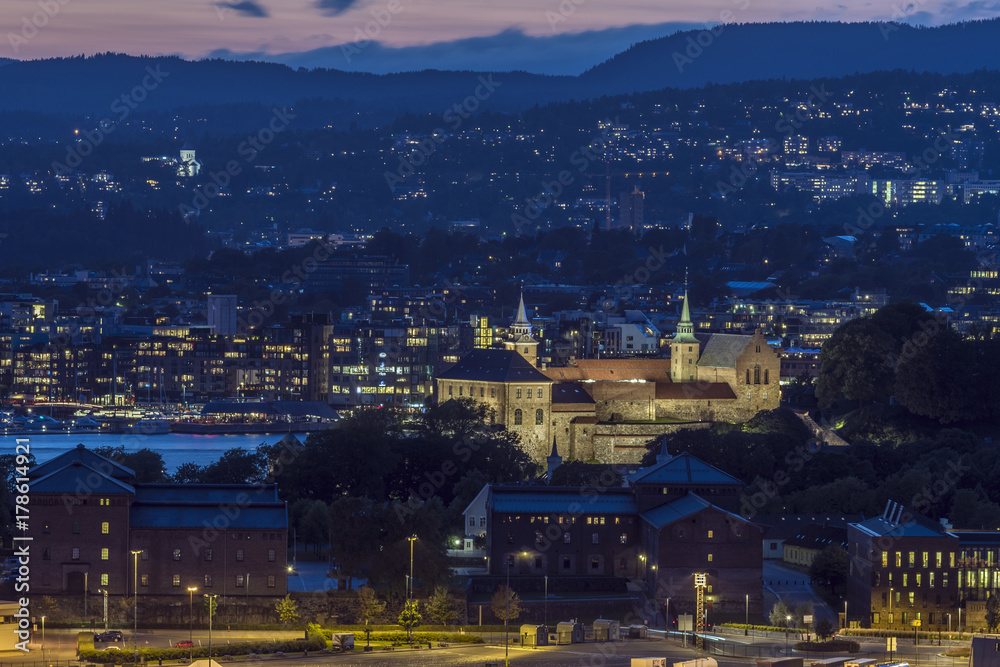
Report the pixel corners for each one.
[7,431,302,474]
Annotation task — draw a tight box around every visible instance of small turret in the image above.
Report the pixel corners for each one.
[546,437,562,482]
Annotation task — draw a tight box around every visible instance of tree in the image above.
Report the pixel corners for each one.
[202,595,218,618]
[491,585,522,624]
[275,595,299,624]
[398,600,422,636]
[815,320,895,408]
[203,447,267,484]
[355,586,386,626]
[328,497,382,589]
[809,545,849,599]
[425,586,458,625]
[986,595,1000,633]
[894,328,976,424]
[814,617,834,640]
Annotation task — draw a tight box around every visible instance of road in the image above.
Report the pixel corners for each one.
[764,560,837,625]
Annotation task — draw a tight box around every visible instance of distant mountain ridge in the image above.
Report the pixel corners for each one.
[5,21,1000,120]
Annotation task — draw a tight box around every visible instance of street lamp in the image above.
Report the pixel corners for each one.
[131,549,142,662]
[187,586,198,659]
[544,575,548,630]
[84,572,88,624]
[407,535,417,644]
[785,615,791,652]
[745,594,749,636]
[843,600,848,630]
[505,555,513,667]
[98,588,109,631]
[40,616,45,652]
[204,594,218,661]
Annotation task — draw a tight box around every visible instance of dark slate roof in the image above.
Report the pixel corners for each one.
[28,443,135,482]
[629,452,743,487]
[131,503,286,529]
[952,531,1000,546]
[134,484,279,503]
[851,512,954,539]
[437,349,552,383]
[755,514,865,541]
[491,487,636,514]
[783,523,848,550]
[29,461,135,494]
[551,382,596,404]
[697,334,751,368]
[655,382,736,400]
[640,492,747,529]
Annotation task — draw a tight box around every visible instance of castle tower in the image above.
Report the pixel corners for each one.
[504,292,539,367]
[670,290,700,383]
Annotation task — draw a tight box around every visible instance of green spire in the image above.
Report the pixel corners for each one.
[672,290,698,343]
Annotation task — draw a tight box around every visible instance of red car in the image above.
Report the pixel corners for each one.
[173,640,195,648]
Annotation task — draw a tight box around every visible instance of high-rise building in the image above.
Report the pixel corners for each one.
[207,294,238,335]
[619,186,644,231]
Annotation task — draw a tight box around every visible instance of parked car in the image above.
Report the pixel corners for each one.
[173,640,195,648]
[95,631,124,643]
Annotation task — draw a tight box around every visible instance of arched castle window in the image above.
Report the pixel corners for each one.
[764,369,769,384]
[535,409,544,425]
[746,369,750,384]
[753,364,760,385]
[514,409,522,425]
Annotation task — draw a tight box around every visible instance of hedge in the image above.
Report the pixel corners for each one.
[722,623,808,634]
[794,639,861,653]
[78,629,326,663]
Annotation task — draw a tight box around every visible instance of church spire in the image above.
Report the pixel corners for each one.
[671,290,698,344]
[546,436,562,482]
[510,291,532,337]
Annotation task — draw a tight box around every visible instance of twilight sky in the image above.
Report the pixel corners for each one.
[3,0,998,74]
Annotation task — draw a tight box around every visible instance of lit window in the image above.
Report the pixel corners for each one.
[173,548,181,561]
[141,574,148,587]
[236,574,245,587]
[620,533,628,544]
[101,548,109,561]
[267,575,276,588]
[173,574,181,587]
[708,554,713,562]
[101,522,109,534]
[708,530,714,539]
[101,574,109,586]
[204,574,213,587]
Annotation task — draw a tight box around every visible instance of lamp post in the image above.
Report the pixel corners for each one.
[888,586,893,630]
[131,549,142,663]
[204,594,218,661]
[84,572,88,623]
[505,555,513,667]
[745,594,749,635]
[40,616,45,652]
[948,612,952,634]
[99,588,108,631]
[844,600,848,630]
[187,586,198,660]
[407,535,417,644]
[785,615,791,653]
[544,575,548,630]
[245,573,250,623]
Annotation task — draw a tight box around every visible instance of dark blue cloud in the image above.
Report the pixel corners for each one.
[209,22,701,75]
[315,0,364,16]
[216,1,269,18]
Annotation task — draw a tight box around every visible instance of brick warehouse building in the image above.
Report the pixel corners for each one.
[27,445,288,599]
[477,443,764,619]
